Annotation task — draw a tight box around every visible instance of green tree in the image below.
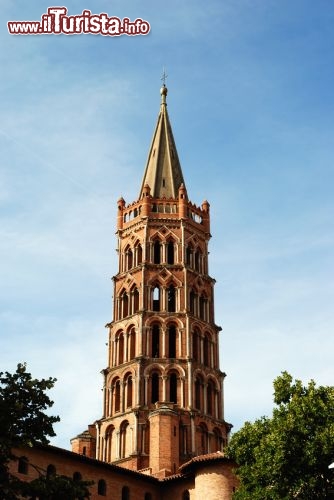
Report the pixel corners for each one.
[228,372,334,499]
[0,363,91,499]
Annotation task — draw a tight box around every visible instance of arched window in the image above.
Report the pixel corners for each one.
[198,423,208,455]
[167,284,176,312]
[199,294,206,320]
[73,471,82,481]
[46,464,56,478]
[133,288,140,313]
[136,243,142,265]
[98,478,107,496]
[126,375,133,408]
[153,286,160,311]
[169,373,177,403]
[129,328,136,360]
[194,250,200,272]
[213,428,223,452]
[120,422,130,458]
[195,376,202,411]
[126,248,133,271]
[190,290,197,315]
[203,334,210,366]
[153,240,161,264]
[121,292,129,318]
[18,457,28,475]
[186,245,193,266]
[114,378,121,413]
[207,379,215,416]
[105,425,114,462]
[168,324,176,358]
[192,329,200,360]
[151,372,159,404]
[167,241,175,264]
[122,486,130,500]
[118,332,124,364]
[152,324,160,358]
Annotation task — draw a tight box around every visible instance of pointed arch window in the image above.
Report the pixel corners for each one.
[135,242,142,265]
[133,288,140,313]
[153,240,161,264]
[152,286,160,312]
[167,284,176,312]
[121,292,129,318]
[190,290,196,315]
[126,248,133,271]
[167,241,175,264]
[186,245,193,266]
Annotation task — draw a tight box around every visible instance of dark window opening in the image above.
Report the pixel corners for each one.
[167,285,176,312]
[167,241,174,264]
[151,373,159,404]
[127,376,133,408]
[186,246,192,266]
[168,325,176,358]
[153,241,161,264]
[98,479,107,496]
[152,324,160,358]
[122,486,130,500]
[18,457,28,475]
[73,471,82,482]
[46,464,56,478]
[195,378,201,410]
[170,373,177,403]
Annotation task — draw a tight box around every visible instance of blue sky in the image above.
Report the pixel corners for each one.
[1,1,333,449]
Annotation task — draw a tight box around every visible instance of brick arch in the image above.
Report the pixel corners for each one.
[104,424,115,462]
[196,421,209,455]
[119,420,131,458]
[165,364,185,378]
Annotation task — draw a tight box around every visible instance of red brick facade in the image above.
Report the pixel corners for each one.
[9,85,239,499]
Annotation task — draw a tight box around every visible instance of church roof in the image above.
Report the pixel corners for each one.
[139,84,185,199]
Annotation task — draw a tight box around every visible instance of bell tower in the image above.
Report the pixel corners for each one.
[72,83,232,478]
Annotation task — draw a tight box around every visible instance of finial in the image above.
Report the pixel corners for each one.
[160,67,168,104]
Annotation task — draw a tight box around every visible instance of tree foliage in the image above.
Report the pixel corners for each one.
[228,372,334,499]
[0,363,91,499]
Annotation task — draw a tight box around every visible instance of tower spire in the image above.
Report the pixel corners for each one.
[139,79,185,199]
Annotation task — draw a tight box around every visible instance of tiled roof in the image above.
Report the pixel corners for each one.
[179,451,229,473]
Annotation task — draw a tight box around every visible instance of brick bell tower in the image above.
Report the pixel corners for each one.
[72,83,232,478]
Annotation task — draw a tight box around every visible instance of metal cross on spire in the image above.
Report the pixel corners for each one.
[161,67,168,86]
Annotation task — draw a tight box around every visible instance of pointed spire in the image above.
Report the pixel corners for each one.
[139,81,185,199]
